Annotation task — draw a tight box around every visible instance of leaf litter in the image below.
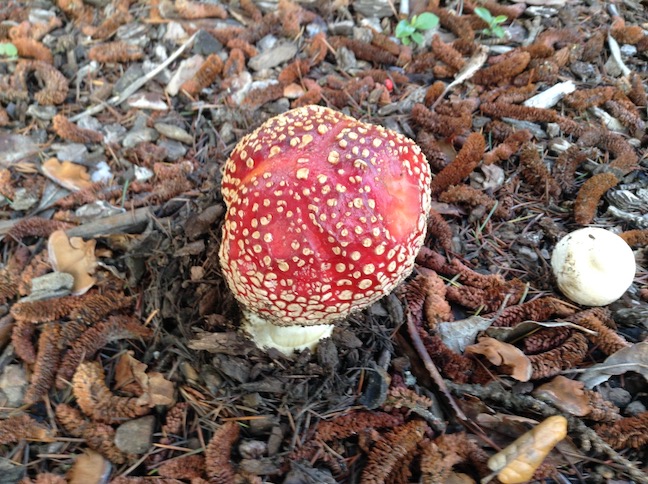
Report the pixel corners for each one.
[0,0,646,482]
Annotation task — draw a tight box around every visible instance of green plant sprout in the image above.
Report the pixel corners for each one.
[474,7,508,39]
[395,12,439,46]
[0,42,18,59]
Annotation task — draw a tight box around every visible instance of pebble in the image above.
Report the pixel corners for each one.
[353,0,393,17]
[117,24,149,46]
[192,29,223,55]
[103,123,127,145]
[154,123,193,144]
[134,165,154,181]
[0,365,28,408]
[620,44,637,57]
[219,122,236,145]
[600,387,632,408]
[91,161,112,183]
[75,201,125,222]
[26,105,57,121]
[122,128,159,148]
[256,35,278,52]
[77,116,103,133]
[154,44,168,61]
[625,400,646,416]
[328,20,354,36]
[10,188,38,211]
[164,21,189,43]
[248,42,298,71]
[53,143,88,163]
[0,459,23,484]
[115,415,156,455]
[283,83,305,99]
[266,97,290,114]
[335,46,357,72]
[0,134,39,165]
[239,440,267,459]
[570,61,599,82]
[158,139,187,160]
[29,8,58,24]
[353,27,374,44]
[113,64,145,98]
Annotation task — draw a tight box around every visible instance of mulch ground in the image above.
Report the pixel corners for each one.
[0,0,647,483]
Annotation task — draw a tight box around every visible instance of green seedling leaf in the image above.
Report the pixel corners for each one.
[412,12,438,30]
[401,36,411,45]
[474,7,493,22]
[411,32,424,45]
[0,42,18,58]
[494,15,508,24]
[395,19,414,39]
[492,26,506,38]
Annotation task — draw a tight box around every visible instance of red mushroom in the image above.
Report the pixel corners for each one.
[219,105,431,354]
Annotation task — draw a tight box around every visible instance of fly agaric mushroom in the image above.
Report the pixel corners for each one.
[219,105,431,355]
[551,227,636,306]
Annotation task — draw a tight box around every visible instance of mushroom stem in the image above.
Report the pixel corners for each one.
[241,312,334,355]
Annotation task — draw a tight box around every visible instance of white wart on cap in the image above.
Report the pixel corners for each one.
[551,227,635,306]
[219,105,432,354]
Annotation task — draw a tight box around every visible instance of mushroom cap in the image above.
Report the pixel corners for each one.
[550,227,635,306]
[219,105,431,327]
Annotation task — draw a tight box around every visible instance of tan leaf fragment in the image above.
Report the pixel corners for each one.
[41,158,94,191]
[115,351,175,407]
[48,230,97,295]
[487,415,568,484]
[465,337,532,381]
[532,376,591,417]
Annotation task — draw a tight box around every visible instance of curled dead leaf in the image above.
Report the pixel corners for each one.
[48,230,97,295]
[41,158,94,191]
[465,336,532,381]
[115,351,175,407]
[487,415,568,484]
[579,341,648,388]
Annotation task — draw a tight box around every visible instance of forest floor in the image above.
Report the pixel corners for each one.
[0,0,647,483]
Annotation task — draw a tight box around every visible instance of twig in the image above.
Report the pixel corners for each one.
[70,33,197,122]
[431,45,488,110]
[445,381,648,484]
[65,206,156,238]
[406,311,467,421]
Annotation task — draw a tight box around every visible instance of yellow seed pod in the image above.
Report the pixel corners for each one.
[488,415,568,484]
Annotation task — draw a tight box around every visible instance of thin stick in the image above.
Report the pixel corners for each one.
[406,312,467,421]
[70,33,197,122]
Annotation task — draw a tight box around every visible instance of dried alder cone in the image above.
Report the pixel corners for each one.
[220,105,431,354]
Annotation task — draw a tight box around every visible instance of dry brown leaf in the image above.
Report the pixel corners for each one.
[465,337,532,381]
[67,450,111,484]
[116,351,175,407]
[487,415,568,483]
[532,376,591,417]
[48,230,97,295]
[41,158,94,191]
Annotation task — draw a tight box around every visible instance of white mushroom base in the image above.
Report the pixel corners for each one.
[241,312,334,356]
[551,227,636,306]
